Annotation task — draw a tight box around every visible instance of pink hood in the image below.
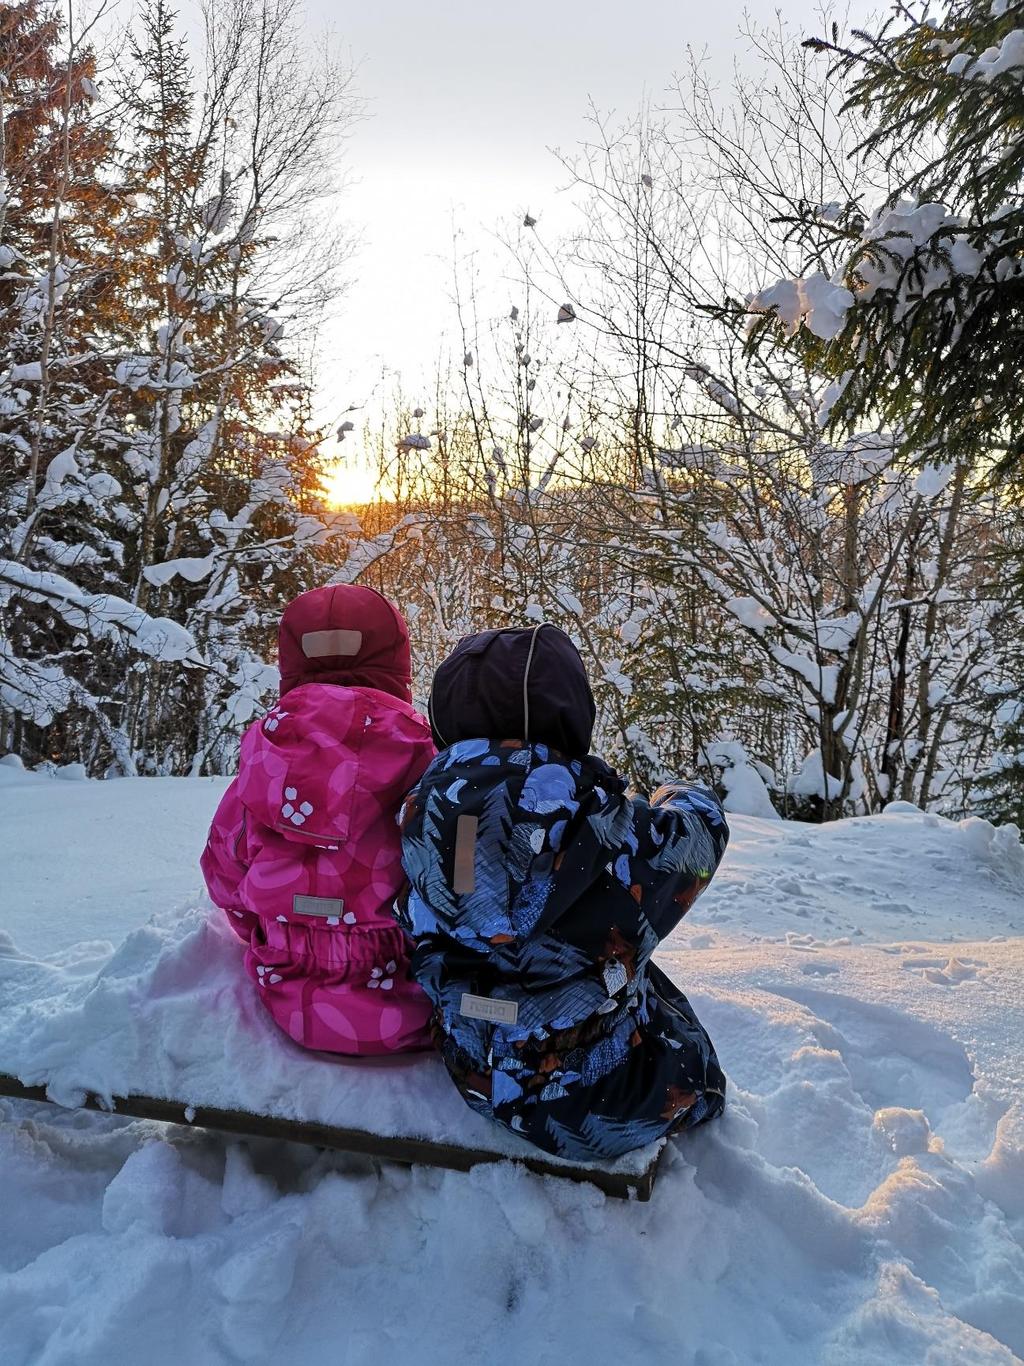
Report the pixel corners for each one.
[236,683,427,863]
[277,583,413,702]
[202,681,435,1055]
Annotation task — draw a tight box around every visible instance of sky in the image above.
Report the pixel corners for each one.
[314,1,863,424]
[173,0,867,457]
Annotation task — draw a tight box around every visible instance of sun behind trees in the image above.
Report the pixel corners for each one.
[2,1,1022,825]
[340,10,1024,825]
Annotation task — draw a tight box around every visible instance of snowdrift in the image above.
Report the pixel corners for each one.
[1,765,1023,1364]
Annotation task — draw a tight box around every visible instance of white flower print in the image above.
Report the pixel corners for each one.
[367,959,398,991]
[263,707,290,733]
[280,786,314,826]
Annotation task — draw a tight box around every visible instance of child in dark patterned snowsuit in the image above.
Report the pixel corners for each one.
[396,623,729,1162]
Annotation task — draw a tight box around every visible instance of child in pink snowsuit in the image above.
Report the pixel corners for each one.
[201,584,435,1055]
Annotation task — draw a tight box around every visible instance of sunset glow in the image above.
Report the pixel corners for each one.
[322,458,380,508]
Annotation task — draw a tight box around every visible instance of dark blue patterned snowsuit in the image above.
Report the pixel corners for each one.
[397,739,729,1161]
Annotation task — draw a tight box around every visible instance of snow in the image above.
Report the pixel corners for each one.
[770,645,839,705]
[953,29,1024,81]
[748,271,854,341]
[0,766,227,957]
[788,748,844,801]
[0,561,201,664]
[751,196,1012,358]
[42,445,80,490]
[1,766,1023,1364]
[915,462,956,498]
[142,553,218,587]
[703,739,779,821]
[8,361,43,383]
[725,595,773,635]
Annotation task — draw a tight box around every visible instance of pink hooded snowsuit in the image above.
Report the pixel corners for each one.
[201,584,435,1055]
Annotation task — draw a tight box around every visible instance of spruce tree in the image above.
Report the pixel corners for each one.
[977,688,1024,825]
[0,0,142,769]
[748,1,1024,481]
[2,0,355,775]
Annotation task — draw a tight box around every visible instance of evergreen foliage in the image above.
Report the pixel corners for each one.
[0,0,354,776]
[749,1,1024,479]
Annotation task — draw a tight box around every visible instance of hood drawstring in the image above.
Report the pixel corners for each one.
[521,622,544,745]
[428,688,448,749]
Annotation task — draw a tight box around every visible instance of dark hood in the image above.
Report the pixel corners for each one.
[427,624,596,758]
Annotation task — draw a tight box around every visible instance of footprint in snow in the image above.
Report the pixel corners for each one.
[774,877,806,896]
[901,956,988,986]
[784,932,817,949]
[761,982,976,1119]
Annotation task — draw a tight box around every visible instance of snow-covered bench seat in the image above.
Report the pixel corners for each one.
[0,910,665,1201]
[0,1073,664,1199]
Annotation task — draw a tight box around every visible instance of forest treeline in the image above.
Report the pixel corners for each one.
[2,0,1022,823]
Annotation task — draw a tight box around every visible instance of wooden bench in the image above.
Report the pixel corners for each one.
[0,1072,665,1201]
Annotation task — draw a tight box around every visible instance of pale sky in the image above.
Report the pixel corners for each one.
[164,0,866,447]
[313,0,856,428]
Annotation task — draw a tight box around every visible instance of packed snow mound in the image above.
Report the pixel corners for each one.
[702,738,779,821]
[0,907,655,1174]
[1,772,1023,1365]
